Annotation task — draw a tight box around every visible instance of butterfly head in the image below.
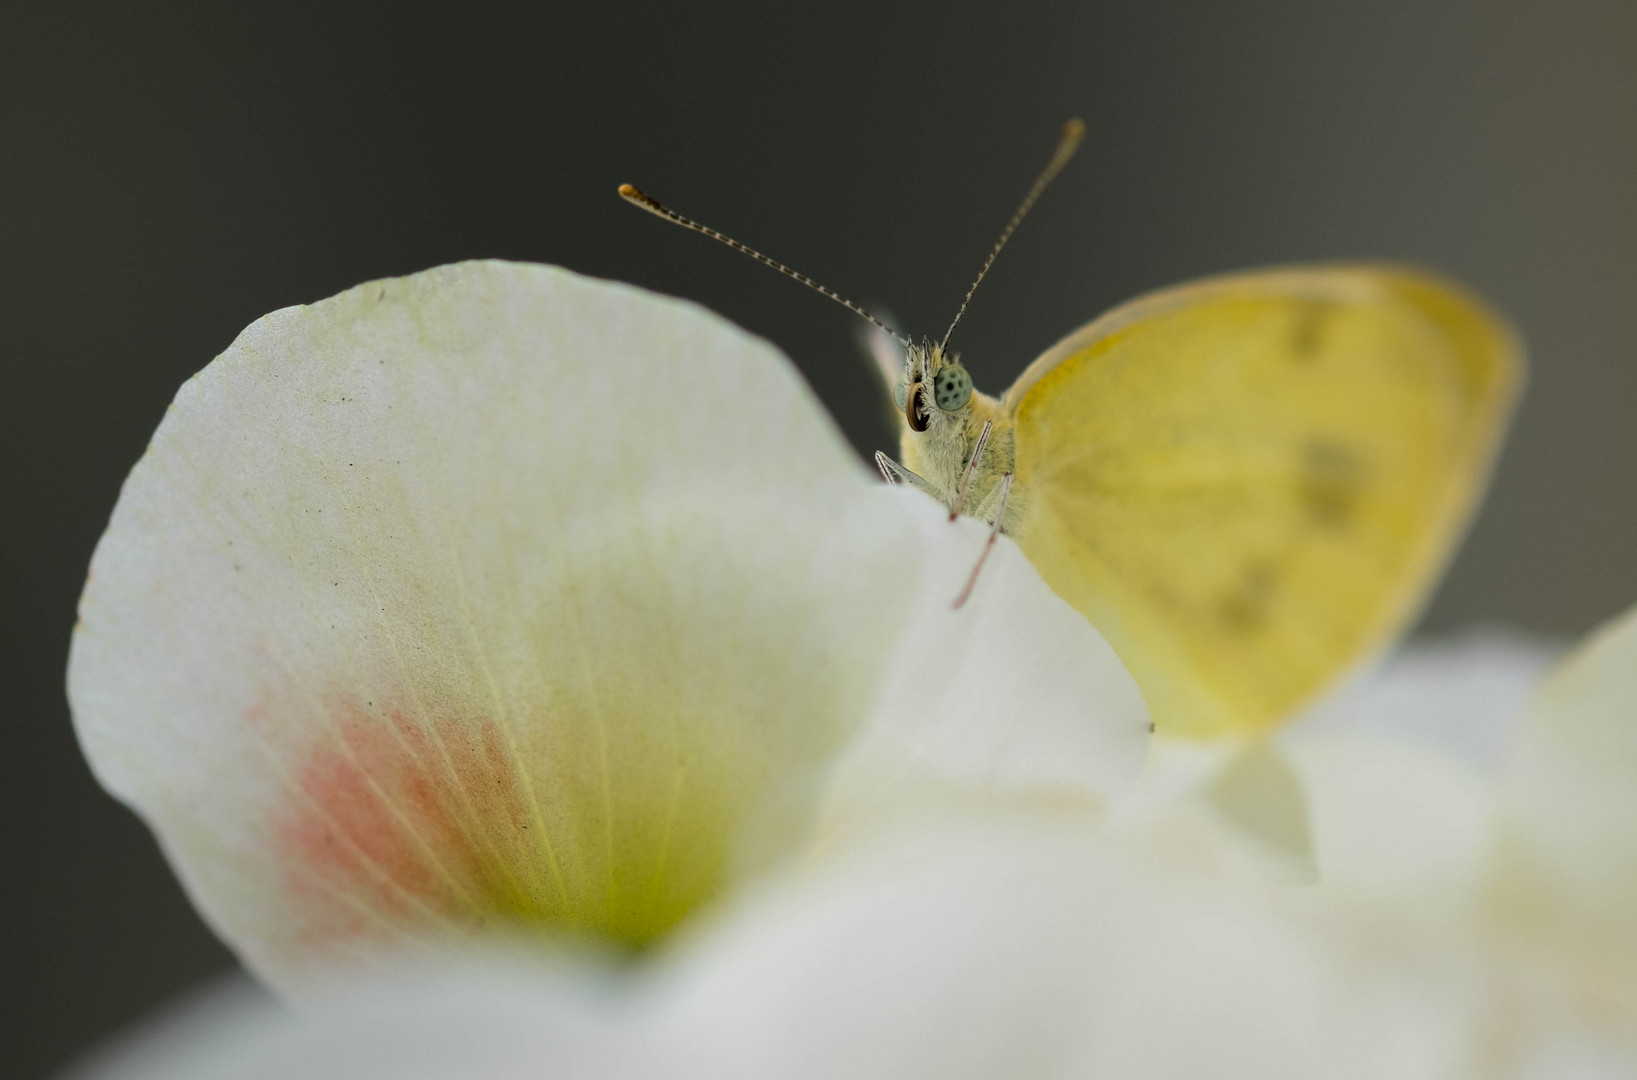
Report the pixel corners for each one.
[896,342,973,433]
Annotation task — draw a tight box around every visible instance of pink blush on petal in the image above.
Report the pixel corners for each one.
[270,693,557,954]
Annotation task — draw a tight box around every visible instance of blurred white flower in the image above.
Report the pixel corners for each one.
[1487,610,1637,1056]
[67,261,1146,997]
[72,612,1637,1079]
[1278,619,1637,1075]
[66,261,1637,1078]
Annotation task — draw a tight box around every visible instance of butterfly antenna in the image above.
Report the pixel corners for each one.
[619,184,911,347]
[938,118,1085,352]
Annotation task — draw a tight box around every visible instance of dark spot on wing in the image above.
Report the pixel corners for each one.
[1289,300,1335,362]
[1299,438,1367,529]
[1217,560,1279,633]
[1148,581,1182,610]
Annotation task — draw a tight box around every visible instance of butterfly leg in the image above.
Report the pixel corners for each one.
[947,419,994,521]
[874,451,941,499]
[970,472,1011,529]
[953,471,1013,610]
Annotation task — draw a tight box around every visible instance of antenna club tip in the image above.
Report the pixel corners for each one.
[1064,117,1085,136]
[617,183,641,198]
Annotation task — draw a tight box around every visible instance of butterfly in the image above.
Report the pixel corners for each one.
[619,119,1523,739]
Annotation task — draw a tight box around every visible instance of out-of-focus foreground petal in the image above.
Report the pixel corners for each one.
[657,811,1502,1080]
[65,967,639,1080]
[67,813,1489,1080]
[1119,634,1561,885]
[1275,628,1637,1068]
[1294,631,1561,766]
[67,261,1147,996]
[1281,632,1561,916]
[1491,604,1637,1017]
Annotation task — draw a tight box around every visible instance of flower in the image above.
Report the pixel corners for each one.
[70,610,1637,1080]
[68,260,1637,1078]
[1487,609,1637,1038]
[67,261,1147,996]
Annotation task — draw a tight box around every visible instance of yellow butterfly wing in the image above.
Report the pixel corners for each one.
[1004,265,1523,738]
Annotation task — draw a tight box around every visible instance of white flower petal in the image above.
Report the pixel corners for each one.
[653,813,1486,1080]
[1125,635,1560,903]
[1492,603,1637,1003]
[815,523,1149,841]
[1292,631,1560,766]
[66,975,280,1080]
[67,263,924,988]
[63,807,1637,1080]
[69,261,1146,995]
[1283,734,1495,915]
[66,967,639,1080]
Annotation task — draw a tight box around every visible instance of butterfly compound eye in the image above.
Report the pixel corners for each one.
[904,382,930,432]
[933,364,973,411]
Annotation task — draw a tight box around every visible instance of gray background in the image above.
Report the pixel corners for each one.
[3,2,1633,1076]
